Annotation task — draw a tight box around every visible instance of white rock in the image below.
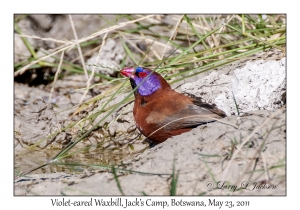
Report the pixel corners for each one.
[181,58,286,116]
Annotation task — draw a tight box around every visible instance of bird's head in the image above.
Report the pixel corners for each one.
[121,67,170,96]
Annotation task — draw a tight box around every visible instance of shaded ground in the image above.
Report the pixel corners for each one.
[15,107,286,195]
[14,15,286,195]
[14,56,286,195]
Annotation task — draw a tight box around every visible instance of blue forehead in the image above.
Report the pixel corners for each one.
[135,67,144,73]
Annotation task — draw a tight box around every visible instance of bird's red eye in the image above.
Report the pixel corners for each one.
[138,72,147,78]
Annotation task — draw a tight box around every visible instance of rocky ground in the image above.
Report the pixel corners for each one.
[14,107,285,195]
[14,56,286,195]
[14,15,286,196]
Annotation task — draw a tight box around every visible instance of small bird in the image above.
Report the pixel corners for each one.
[121,66,226,144]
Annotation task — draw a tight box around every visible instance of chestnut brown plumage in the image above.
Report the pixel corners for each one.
[121,67,226,144]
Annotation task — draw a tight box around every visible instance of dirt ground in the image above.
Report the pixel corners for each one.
[14,56,286,195]
[15,107,285,195]
[14,15,286,196]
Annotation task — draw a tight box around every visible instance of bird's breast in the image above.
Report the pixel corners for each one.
[133,97,164,133]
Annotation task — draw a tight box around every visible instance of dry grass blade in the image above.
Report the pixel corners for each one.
[161,15,184,60]
[14,15,285,183]
[147,115,238,140]
[15,43,73,76]
[232,119,284,189]
[79,32,108,104]
[120,32,182,54]
[79,15,154,43]
[14,15,154,76]
[221,105,286,181]
[49,51,64,101]
[16,34,68,44]
[69,14,88,80]
[225,22,285,52]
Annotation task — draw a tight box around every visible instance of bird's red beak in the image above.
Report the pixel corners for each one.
[120,67,135,79]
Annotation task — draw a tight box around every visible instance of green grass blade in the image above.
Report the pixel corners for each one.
[112,165,125,195]
[170,159,179,196]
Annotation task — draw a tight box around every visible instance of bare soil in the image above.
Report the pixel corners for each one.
[14,15,286,195]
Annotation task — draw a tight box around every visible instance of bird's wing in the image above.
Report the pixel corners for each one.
[192,100,226,118]
[161,102,226,131]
